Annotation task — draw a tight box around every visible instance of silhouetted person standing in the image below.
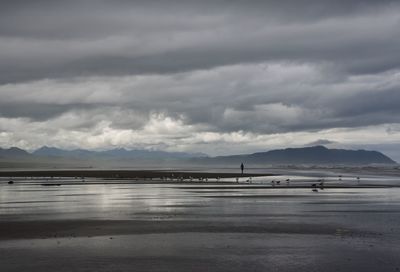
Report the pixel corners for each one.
[240,163,244,175]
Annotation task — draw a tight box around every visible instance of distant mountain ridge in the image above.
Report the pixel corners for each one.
[0,145,397,166]
[0,147,31,157]
[32,146,207,159]
[207,145,396,165]
[33,146,92,157]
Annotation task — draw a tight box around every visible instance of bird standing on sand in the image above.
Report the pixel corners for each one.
[311,183,318,192]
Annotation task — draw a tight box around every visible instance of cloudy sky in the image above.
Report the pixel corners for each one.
[1,0,400,159]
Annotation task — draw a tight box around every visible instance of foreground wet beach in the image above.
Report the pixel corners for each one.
[1,170,400,271]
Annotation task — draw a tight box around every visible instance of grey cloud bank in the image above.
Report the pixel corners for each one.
[0,0,399,159]
[1,0,400,83]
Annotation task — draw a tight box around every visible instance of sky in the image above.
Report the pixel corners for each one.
[0,0,400,160]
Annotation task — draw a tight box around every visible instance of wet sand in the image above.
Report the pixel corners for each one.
[1,171,400,271]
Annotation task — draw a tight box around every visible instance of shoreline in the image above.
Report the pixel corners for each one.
[0,170,272,179]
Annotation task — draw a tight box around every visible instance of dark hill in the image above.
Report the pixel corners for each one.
[209,146,396,165]
[32,146,206,159]
[0,145,397,166]
[0,147,30,157]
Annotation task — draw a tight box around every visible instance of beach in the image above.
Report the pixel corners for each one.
[1,169,400,271]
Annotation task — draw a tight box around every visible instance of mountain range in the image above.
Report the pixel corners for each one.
[31,146,206,159]
[0,147,30,157]
[0,145,397,167]
[205,145,396,165]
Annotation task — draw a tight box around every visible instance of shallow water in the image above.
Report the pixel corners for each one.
[1,170,400,271]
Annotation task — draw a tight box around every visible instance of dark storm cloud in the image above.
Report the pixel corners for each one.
[1,0,400,83]
[1,0,400,152]
[1,63,400,134]
[0,103,75,121]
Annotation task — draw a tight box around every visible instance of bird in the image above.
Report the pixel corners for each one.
[8,180,14,184]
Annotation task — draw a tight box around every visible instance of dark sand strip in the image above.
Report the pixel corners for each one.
[201,195,315,198]
[0,170,272,179]
[310,210,400,213]
[176,185,397,189]
[0,200,76,204]
[0,220,363,240]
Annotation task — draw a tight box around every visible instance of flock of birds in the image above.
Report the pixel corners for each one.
[5,174,362,192]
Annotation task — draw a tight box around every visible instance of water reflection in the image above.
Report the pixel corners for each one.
[1,174,400,233]
[1,169,400,272]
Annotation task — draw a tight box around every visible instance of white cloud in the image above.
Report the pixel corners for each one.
[0,61,399,156]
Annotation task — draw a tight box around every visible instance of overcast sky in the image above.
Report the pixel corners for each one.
[1,0,400,159]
